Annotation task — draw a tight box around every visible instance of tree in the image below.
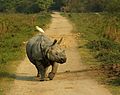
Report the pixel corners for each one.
[52,0,68,10]
[0,0,54,13]
[105,0,120,13]
[0,0,16,12]
[37,0,53,11]
[15,0,41,13]
[84,0,106,12]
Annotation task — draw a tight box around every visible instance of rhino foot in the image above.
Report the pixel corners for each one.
[48,72,55,80]
[40,79,44,81]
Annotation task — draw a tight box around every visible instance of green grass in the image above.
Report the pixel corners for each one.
[64,13,120,65]
[0,13,51,64]
[63,12,120,95]
[0,12,51,95]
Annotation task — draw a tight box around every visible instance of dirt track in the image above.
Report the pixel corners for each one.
[7,12,112,95]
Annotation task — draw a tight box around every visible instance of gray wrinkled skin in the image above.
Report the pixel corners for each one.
[26,34,66,81]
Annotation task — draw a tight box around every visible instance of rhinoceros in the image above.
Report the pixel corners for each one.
[26,26,67,81]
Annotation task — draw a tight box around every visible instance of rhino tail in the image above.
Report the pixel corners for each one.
[36,26,45,33]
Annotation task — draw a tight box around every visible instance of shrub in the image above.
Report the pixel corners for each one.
[86,39,120,64]
[0,13,51,64]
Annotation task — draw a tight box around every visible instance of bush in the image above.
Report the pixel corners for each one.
[0,13,51,64]
[86,39,120,51]
[0,13,51,95]
[96,50,120,64]
[86,39,120,64]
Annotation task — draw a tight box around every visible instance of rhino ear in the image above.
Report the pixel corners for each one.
[57,37,63,45]
[51,39,57,46]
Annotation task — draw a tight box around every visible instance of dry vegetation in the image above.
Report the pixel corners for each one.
[0,13,51,94]
[63,12,120,95]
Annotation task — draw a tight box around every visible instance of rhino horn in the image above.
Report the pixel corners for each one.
[51,39,57,46]
[57,37,63,45]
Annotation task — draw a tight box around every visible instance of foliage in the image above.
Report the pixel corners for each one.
[0,12,51,94]
[52,0,69,11]
[0,0,54,13]
[37,0,53,11]
[86,39,120,51]
[53,0,120,13]
[1,0,120,13]
[0,13,51,64]
[86,39,120,64]
[65,13,120,65]
[64,11,120,94]
[65,12,120,95]
[105,0,120,13]
[15,0,40,13]
[0,0,16,12]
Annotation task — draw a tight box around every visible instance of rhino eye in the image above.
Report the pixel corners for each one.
[55,53,58,55]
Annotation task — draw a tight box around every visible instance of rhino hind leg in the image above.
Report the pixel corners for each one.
[35,65,40,77]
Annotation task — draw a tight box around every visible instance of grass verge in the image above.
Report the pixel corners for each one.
[0,12,51,95]
[63,12,120,95]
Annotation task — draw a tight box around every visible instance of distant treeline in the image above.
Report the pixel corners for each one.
[54,0,120,13]
[0,0,120,13]
[0,0,53,13]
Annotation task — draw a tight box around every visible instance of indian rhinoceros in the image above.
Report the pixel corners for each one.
[26,26,67,81]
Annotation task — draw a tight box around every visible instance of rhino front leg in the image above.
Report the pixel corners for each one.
[48,63,58,80]
[43,67,51,81]
[51,63,58,74]
[36,61,45,81]
[35,63,48,78]
[45,67,49,78]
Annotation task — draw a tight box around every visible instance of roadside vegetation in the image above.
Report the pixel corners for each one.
[63,12,120,95]
[59,0,120,94]
[1,0,120,95]
[0,13,51,95]
[0,0,53,94]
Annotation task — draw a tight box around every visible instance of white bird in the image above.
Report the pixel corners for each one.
[36,26,45,33]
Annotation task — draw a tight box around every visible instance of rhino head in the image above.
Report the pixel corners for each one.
[46,38,67,64]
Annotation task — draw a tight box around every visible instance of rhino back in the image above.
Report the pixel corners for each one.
[26,34,53,64]
[26,35,41,63]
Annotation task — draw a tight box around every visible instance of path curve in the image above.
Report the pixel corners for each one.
[7,12,112,95]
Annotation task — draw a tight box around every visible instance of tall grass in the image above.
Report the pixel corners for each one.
[65,13,120,65]
[0,13,51,94]
[64,12,120,95]
[0,13,51,64]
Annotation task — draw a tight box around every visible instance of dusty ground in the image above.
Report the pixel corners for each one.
[6,12,112,95]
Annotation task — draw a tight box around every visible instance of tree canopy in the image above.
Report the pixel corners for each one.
[0,0,53,13]
[53,0,120,13]
[0,0,120,13]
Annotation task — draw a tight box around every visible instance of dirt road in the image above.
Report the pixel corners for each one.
[7,12,112,95]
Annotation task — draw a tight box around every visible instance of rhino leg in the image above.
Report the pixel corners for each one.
[45,67,48,78]
[48,63,58,80]
[51,63,58,74]
[43,67,50,81]
[36,61,45,81]
[35,65,40,77]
